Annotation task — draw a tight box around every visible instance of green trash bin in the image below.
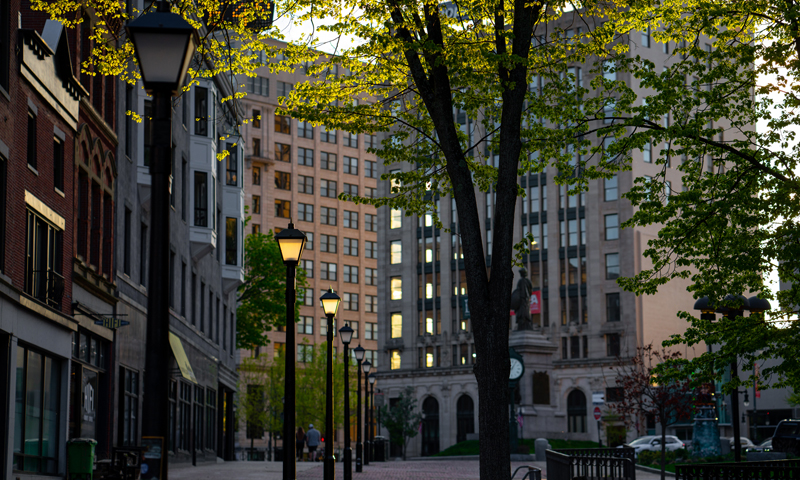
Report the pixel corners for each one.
[67,438,97,480]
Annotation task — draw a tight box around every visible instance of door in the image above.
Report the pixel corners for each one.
[421,397,439,456]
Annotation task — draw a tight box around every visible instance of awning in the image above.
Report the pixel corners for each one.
[169,332,198,384]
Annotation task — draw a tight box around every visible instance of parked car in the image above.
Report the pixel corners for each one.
[746,438,773,452]
[619,435,686,456]
[772,419,800,455]
[721,437,756,449]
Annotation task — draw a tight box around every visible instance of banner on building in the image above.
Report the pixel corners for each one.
[530,291,541,314]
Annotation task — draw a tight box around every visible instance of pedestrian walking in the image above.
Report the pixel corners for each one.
[296,426,306,460]
[305,424,321,461]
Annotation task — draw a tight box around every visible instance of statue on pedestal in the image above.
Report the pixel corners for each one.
[511,268,534,331]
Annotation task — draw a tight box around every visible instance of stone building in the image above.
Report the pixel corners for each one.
[375,27,709,457]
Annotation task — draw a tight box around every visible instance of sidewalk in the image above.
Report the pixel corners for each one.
[168,458,671,480]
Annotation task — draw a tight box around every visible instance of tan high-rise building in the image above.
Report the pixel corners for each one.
[237,40,380,452]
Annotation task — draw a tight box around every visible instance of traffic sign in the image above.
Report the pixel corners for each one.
[593,407,602,421]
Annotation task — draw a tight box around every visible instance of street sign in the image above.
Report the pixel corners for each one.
[374,392,385,408]
[592,392,605,405]
[593,407,602,421]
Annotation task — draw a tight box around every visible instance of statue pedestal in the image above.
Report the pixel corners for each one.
[692,406,722,458]
[509,331,557,440]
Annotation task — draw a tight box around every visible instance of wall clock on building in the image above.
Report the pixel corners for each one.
[509,349,524,382]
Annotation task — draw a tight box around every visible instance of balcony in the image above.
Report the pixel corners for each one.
[26,269,65,309]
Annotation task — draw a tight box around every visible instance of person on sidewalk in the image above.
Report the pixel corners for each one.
[296,426,306,460]
[306,424,321,461]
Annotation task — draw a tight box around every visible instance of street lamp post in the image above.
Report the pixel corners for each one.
[321,288,341,480]
[353,345,365,472]
[275,223,308,479]
[361,360,372,465]
[126,5,198,479]
[368,373,376,461]
[339,324,354,480]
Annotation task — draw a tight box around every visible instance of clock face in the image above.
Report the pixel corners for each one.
[509,358,524,380]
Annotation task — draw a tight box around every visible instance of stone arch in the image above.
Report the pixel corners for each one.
[455,394,474,444]
[421,395,440,456]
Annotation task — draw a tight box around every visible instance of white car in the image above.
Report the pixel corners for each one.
[619,435,686,455]
[722,437,755,449]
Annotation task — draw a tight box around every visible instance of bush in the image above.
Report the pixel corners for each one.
[637,448,689,466]
[434,439,601,457]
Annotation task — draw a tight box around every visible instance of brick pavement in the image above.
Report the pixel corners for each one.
[169,458,669,480]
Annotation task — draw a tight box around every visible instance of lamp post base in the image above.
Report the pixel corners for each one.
[356,443,362,472]
[344,447,352,480]
[325,454,335,480]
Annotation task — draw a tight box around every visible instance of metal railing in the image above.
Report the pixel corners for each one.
[675,459,800,479]
[511,465,543,480]
[26,269,64,308]
[557,446,636,464]
[546,448,637,480]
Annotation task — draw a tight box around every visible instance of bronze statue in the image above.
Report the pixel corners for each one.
[511,268,534,330]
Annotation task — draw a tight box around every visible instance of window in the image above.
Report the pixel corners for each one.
[366,241,377,259]
[123,208,131,275]
[365,268,377,286]
[275,171,291,190]
[0,0,8,91]
[391,313,402,338]
[365,322,377,339]
[226,144,239,185]
[365,134,377,149]
[343,265,358,283]
[298,147,314,167]
[319,318,335,337]
[321,152,337,171]
[298,120,314,139]
[252,195,261,214]
[604,175,618,201]
[365,187,377,198]
[321,234,337,253]
[253,166,261,185]
[321,262,337,281]
[321,207,337,225]
[606,387,624,403]
[252,109,261,128]
[321,179,337,198]
[278,81,293,98]
[275,199,291,218]
[302,288,314,306]
[365,214,377,232]
[390,276,402,300]
[366,295,377,313]
[205,389,216,450]
[246,76,269,96]
[141,224,148,286]
[195,87,208,135]
[532,371,550,405]
[27,109,37,169]
[275,114,291,134]
[642,27,651,48]
[390,349,401,370]
[225,218,238,265]
[301,260,314,278]
[120,367,139,446]
[344,211,358,229]
[344,132,359,148]
[643,141,652,163]
[602,60,616,82]
[344,156,359,174]
[13,345,62,474]
[343,292,359,310]
[297,203,313,222]
[24,210,64,308]
[298,175,314,194]
[321,126,337,143]
[571,336,580,359]
[252,224,260,234]
[304,233,314,250]
[344,183,358,196]
[144,100,153,166]
[298,316,314,334]
[390,209,402,229]
[605,214,619,240]
[298,344,314,363]
[390,240,402,264]
[344,238,358,256]
[607,333,621,357]
[349,321,360,339]
[275,143,291,162]
[567,390,587,433]
[365,160,377,178]
[53,136,64,191]
[605,253,620,280]
[606,293,621,322]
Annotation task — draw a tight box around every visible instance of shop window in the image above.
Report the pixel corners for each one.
[206,390,216,450]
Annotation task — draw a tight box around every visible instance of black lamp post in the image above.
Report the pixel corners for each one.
[368,373,376,461]
[353,345,365,472]
[126,5,197,479]
[694,294,771,462]
[275,223,308,479]
[339,324,354,480]
[361,360,372,465]
[321,288,341,480]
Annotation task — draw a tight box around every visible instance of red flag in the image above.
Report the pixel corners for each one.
[755,364,761,398]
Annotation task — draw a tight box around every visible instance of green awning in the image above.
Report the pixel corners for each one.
[169,332,198,384]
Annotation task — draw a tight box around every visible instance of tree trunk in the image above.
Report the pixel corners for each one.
[660,411,667,480]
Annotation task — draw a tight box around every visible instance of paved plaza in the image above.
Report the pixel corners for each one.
[169,458,670,480]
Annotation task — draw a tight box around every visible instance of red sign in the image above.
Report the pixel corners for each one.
[593,407,602,421]
[530,291,541,315]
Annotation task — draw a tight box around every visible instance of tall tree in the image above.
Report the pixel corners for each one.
[594,0,800,392]
[607,345,694,480]
[379,386,422,460]
[237,230,308,350]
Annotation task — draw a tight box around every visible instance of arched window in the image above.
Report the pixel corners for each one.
[532,371,550,405]
[456,395,474,443]
[567,389,587,433]
[421,397,440,456]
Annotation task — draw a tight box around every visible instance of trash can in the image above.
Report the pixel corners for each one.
[274,446,284,462]
[373,436,387,462]
[67,438,97,480]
